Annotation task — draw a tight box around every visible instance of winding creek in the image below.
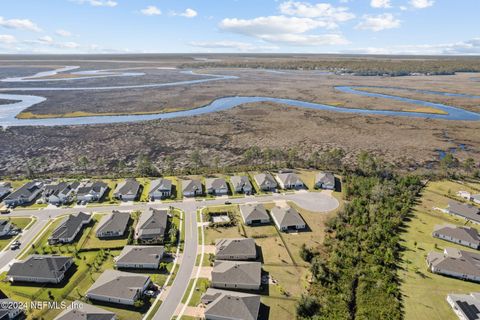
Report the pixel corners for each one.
[0,67,479,127]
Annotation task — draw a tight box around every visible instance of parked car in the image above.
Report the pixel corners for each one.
[224,201,232,205]
[0,206,10,214]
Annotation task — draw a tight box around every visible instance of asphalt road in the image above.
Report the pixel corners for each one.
[152,202,198,320]
[0,217,49,271]
[3,190,338,319]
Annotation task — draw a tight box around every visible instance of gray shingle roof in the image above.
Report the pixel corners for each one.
[212,261,261,287]
[230,176,252,191]
[136,208,168,239]
[202,288,261,320]
[433,224,480,247]
[114,179,140,197]
[215,238,256,258]
[254,173,277,189]
[182,179,202,193]
[149,178,172,195]
[427,248,480,278]
[315,172,335,187]
[205,178,228,191]
[239,204,269,222]
[447,293,480,320]
[270,206,305,229]
[44,182,72,198]
[7,255,73,280]
[0,220,11,234]
[76,181,107,197]
[448,201,480,222]
[4,181,42,201]
[87,270,150,301]
[276,173,303,186]
[50,212,91,242]
[115,246,164,265]
[54,301,115,320]
[96,211,130,237]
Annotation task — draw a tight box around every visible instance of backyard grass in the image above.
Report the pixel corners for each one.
[260,296,297,320]
[81,213,130,250]
[400,180,480,320]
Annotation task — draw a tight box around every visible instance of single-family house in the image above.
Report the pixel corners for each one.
[54,301,116,320]
[96,211,130,239]
[0,298,24,320]
[135,208,168,244]
[215,238,257,261]
[182,179,203,197]
[43,181,79,205]
[115,245,164,269]
[76,181,108,203]
[433,224,480,249]
[7,255,73,284]
[211,260,261,291]
[48,212,91,244]
[315,172,336,190]
[114,179,140,201]
[239,204,270,225]
[270,206,306,232]
[148,178,172,200]
[473,194,480,205]
[230,176,253,195]
[427,248,480,282]
[457,190,472,200]
[3,181,43,207]
[447,201,480,223]
[0,182,12,200]
[205,178,229,196]
[253,173,277,192]
[201,288,261,320]
[0,220,13,237]
[275,173,304,190]
[86,270,151,306]
[447,292,480,320]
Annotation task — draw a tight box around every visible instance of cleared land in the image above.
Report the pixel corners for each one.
[399,179,480,320]
[200,196,341,320]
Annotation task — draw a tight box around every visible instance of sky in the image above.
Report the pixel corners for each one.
[0,0,479,55]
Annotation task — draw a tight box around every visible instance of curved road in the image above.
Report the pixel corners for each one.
[2,190,337,319]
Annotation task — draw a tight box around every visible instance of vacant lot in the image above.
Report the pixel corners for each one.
[399,180,480,320]
[201,197,339,320]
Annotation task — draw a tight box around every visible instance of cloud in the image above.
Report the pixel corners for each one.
[356,13,401,31]
[180,8,198,18]
[56,29,72,37]
[345,38,480,55]
[410,0,434,9]
[141,5,161,16]
[220,15,348,46]
[24,35,80,49]
[73,0,117,7]
[370,0,392,8]
[170,8,198,18]
[0,34,16,44]
[0,17,41,32]
[279,1,355,22]
[220,16,335,35]
[190,40,277,52]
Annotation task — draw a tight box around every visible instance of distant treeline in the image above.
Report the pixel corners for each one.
[297,153,423,320]
[181,58,480,77]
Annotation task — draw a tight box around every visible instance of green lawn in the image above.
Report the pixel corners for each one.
[82,214,130,250]
[400,180,480,320]
[181,278,210,306]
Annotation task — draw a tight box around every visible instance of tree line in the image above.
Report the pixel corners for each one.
[297,153,423,320]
